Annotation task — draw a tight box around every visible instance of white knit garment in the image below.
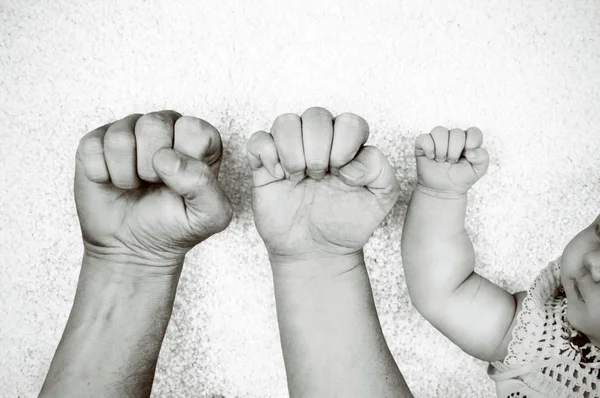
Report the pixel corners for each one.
[489,258,600,398]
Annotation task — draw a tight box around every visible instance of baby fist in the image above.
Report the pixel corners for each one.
[74,111,233,268]
[414,126,489,196]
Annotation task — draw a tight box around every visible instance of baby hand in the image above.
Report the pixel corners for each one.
[247,107,400,264]
[415,126,489,196]
[74,111,233,268]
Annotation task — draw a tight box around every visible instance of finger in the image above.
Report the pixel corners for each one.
[414,133,435,159]
[461,147,490,177]
[301,107,333,179]
[447,128,466,164]
[152,148,233,234]
[330,112,369,175]
[247,131,285,186]
[429,126,449,163]
[338,145,400,204]
[135,110,181,182]
[173,116,223,176]
[103,114,143,189]
[271,113,305,181]
[464,127,484,151]
[76,124,111,183]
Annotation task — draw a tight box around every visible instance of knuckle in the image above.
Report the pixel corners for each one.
[104,129,135,151]
[136,112,174,132]
[177,116,218,136]
[247,131,266,151]
[302,106,333,120]
[77,133,103,159]
[175,115,202,131]
[415,133,429,144]
[336,112,368,130]
[273,113,300,131]
[248,132,276,160]
[450,128,466,137]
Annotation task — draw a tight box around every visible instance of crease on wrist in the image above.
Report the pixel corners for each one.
[83,251,183,284]
[270,251,365,281]
[415,183,467,200]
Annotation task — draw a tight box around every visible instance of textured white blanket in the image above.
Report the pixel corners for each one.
[1,0,599,396]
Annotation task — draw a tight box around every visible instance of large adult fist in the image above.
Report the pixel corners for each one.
[247,107,400,262]
[74,111,233,268]
[414,126,489,196]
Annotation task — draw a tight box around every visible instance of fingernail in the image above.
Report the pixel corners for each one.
[274,163,285,178]
[340,162,367,181]
[290,171,305,181]
[155,150,180,176]
[308,169,326,179]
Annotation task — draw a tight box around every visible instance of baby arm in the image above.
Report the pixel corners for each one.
[401,126,524,362]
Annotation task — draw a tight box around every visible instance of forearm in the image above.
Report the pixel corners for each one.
[271,252,412,398]
[40,254,182,398]
[401,184,515,360]
[401,184,475,310]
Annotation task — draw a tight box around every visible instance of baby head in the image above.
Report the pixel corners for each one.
[560,213,600,347]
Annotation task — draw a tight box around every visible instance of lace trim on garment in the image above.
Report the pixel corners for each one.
[490,258,600,397]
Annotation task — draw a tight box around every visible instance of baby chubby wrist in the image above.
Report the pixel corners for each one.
[415,183,468,200]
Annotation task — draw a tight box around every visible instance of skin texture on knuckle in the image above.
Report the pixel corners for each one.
[302,106,333,120]
[136,112,176,131]
[104,130,135,153]
[273,113,300,132]
[76,133,104,163]
[336,112,368,129]
[177,116,221,144]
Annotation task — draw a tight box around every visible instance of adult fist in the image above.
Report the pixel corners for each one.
[415,126,489,196]
[247,107,400,262]
[74,111,233,268]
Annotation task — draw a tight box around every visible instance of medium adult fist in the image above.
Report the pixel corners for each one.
[247,107,400,262]
[74,111,233,268]
[415,126,489,196]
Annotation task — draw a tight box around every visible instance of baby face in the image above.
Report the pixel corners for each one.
[561,213,600,347]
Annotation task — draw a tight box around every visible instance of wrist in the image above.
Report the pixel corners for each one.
[74,254,182,329]
[415,183,468,199]
[41,255,181,396]
[83,248,184,279]
[83,240,188,270]
[270,250,365,282]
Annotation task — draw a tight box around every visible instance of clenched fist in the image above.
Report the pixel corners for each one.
[74,111,233,268]
[415,126,489,196]
[247,107,400,264]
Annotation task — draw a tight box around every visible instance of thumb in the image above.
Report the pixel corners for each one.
[152,148,233,234]
[338,146,400,205]
[462,147,490,177]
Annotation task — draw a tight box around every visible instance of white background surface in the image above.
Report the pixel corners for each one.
[1,0,599,396]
